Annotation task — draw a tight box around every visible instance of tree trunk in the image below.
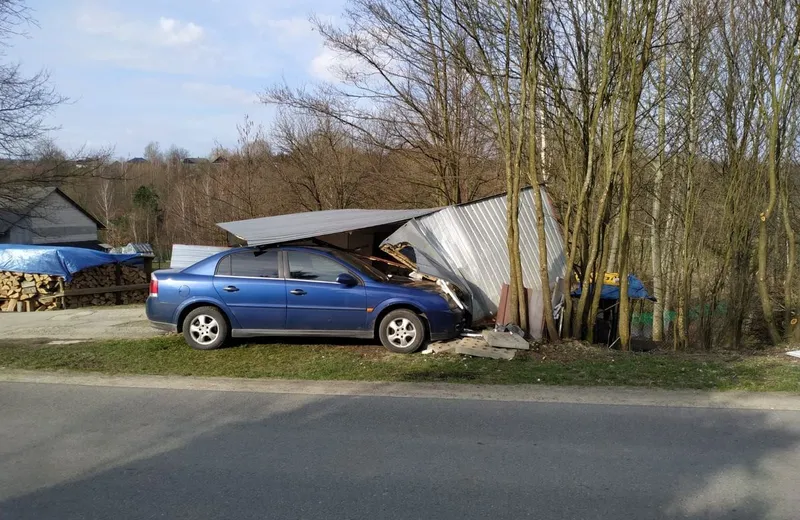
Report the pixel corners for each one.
[588,220,613,344]
[651,29,668,342]
[781,181,796,338]
[756,114,782,345]
[607,216,620,273]
[573,111,616,338]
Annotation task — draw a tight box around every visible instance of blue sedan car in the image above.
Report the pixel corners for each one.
[146,245,464,353]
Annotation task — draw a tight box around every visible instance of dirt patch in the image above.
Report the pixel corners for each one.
[0,306,167,341]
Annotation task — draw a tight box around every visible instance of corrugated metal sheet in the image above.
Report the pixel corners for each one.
[170,244,230,269]
[382,187,567,325]
[111,243,154,255]
[217,208,439,247]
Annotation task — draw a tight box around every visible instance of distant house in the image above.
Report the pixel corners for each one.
[75,158,98,169]
[127,157,148,164]
[212,156,228,164]
[0,187,106,249]
[110,242,154,256]
[182,157,210,165]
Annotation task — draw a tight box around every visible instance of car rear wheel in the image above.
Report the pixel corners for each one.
[183,306,228,350]
[378,309,426,354]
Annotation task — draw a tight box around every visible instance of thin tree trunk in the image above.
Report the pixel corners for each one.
[781,174,796,336]
[651,25,669,341]
[573,110,616,338]
[756,114,782,345]
[588,220,613,343]
[561,3,616,338]
[607,216,620,272]
[617,0,657,351]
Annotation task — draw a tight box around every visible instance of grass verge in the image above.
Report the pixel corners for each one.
[0,336,798,392]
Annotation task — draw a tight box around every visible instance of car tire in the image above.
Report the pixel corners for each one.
[183,306,229,350]
[378,309,426,354]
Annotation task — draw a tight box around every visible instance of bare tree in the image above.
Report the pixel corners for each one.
[752,0,800,344]
[0,1,65,159]
[264,0,496,206]
[615,0,659,351]
[273,110,379,211]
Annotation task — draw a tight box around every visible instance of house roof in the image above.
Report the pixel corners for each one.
[183,157,210,164]
[217,208,440,247]
[0,186,106,234]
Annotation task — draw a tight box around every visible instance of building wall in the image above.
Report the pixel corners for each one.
[1,217,33,244]
[23,192,99,245]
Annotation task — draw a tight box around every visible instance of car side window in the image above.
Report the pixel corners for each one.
[217,250,280,278]
[215,255,232,276]
[287,251,350,283]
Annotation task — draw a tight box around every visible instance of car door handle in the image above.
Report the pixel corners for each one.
[290,289,307,296]
[223,286,239,292]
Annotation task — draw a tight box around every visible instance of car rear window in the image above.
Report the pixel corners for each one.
[217,250,280,278]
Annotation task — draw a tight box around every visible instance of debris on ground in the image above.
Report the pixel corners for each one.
[426,328,530,360]
[454,341,516,360]
[420,341,458,355]
[494,323,527,337]
[483,330,530,350]
[787,350,800,359]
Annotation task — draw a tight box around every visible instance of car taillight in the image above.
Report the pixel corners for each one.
[149,276,158,296]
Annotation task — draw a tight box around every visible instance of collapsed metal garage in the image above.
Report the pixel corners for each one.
[174,188,567,338]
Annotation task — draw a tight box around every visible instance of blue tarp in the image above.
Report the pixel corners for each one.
[571,274,655,301]
[0,245,142,281]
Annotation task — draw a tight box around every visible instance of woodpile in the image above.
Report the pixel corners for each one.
[0,265,149,312]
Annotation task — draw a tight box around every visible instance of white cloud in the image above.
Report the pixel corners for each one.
[309,46,341,82]
[77,8,205,47]
[258,17,313,39]
[181,82,259,106]
[74,5,218,74]
[309,40,375,83]
[158,18,205,46]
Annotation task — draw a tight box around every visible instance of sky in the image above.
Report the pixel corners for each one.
[9,0,347,158]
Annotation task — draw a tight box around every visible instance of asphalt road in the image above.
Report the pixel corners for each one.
[1,382,798,520]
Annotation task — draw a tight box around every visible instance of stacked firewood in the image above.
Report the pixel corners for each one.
[0,265,148,312]
[0,272,63,311]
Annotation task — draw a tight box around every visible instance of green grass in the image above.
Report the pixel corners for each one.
[0,336,798,392]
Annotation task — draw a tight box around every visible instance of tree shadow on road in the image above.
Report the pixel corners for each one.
[1,387,798,520]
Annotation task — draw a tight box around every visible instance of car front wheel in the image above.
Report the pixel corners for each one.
[378,309,426,353]
[183,306,229,350]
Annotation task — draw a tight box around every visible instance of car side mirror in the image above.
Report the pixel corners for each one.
[336,273,358,286]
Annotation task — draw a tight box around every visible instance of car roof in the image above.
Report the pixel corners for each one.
[184,244,348,274]
[223,244,344,256]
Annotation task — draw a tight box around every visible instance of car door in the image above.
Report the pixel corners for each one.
[213,250,286,331]
[284,250,368,333]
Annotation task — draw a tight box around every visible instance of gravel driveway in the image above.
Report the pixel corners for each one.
[0,306,166,341]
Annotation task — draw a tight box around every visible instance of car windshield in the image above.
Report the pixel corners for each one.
[331,251,390,282]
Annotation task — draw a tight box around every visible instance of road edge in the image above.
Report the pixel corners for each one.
[1,369,799,411]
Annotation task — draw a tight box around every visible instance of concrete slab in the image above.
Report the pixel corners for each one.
[455,344,516,360]
[482,331,530,350]
[421,341,458,354]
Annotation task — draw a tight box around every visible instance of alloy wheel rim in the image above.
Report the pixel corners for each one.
[387,317,417,348]
[189,315,220,345]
